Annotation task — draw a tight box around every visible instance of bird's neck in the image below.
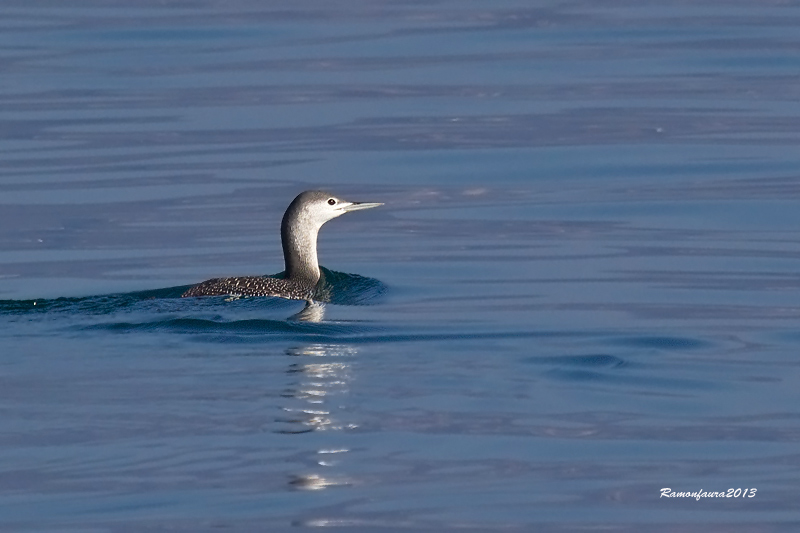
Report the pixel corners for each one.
[281,220,321,286]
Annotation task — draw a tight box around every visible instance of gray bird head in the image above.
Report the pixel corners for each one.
[285,190,383,229]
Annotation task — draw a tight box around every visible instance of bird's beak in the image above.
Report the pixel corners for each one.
[340,201,383,212]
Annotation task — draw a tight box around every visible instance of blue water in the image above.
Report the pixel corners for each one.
[2,1,800,531]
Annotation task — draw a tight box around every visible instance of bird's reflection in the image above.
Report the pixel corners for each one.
[278,342,359,490]
[289,300,327,322]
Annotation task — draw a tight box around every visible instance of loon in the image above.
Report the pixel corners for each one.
[182,190,382,301]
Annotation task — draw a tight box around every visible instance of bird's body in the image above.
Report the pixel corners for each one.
[182,190,382,301]
[181,275,315,300]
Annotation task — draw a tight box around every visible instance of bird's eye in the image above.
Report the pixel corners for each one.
[327,198,336,205]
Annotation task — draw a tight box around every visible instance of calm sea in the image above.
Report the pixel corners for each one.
[2,1,800,531]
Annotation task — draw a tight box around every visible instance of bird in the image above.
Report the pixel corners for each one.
[181,190,382,301]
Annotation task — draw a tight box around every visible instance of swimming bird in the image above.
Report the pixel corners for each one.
[182,190,382,301]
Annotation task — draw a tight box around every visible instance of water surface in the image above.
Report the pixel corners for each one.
[2,1,800,531]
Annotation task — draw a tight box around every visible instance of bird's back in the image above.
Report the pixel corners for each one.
[181,276,315,300]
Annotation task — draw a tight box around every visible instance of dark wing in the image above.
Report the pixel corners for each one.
[181,276,313,300]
